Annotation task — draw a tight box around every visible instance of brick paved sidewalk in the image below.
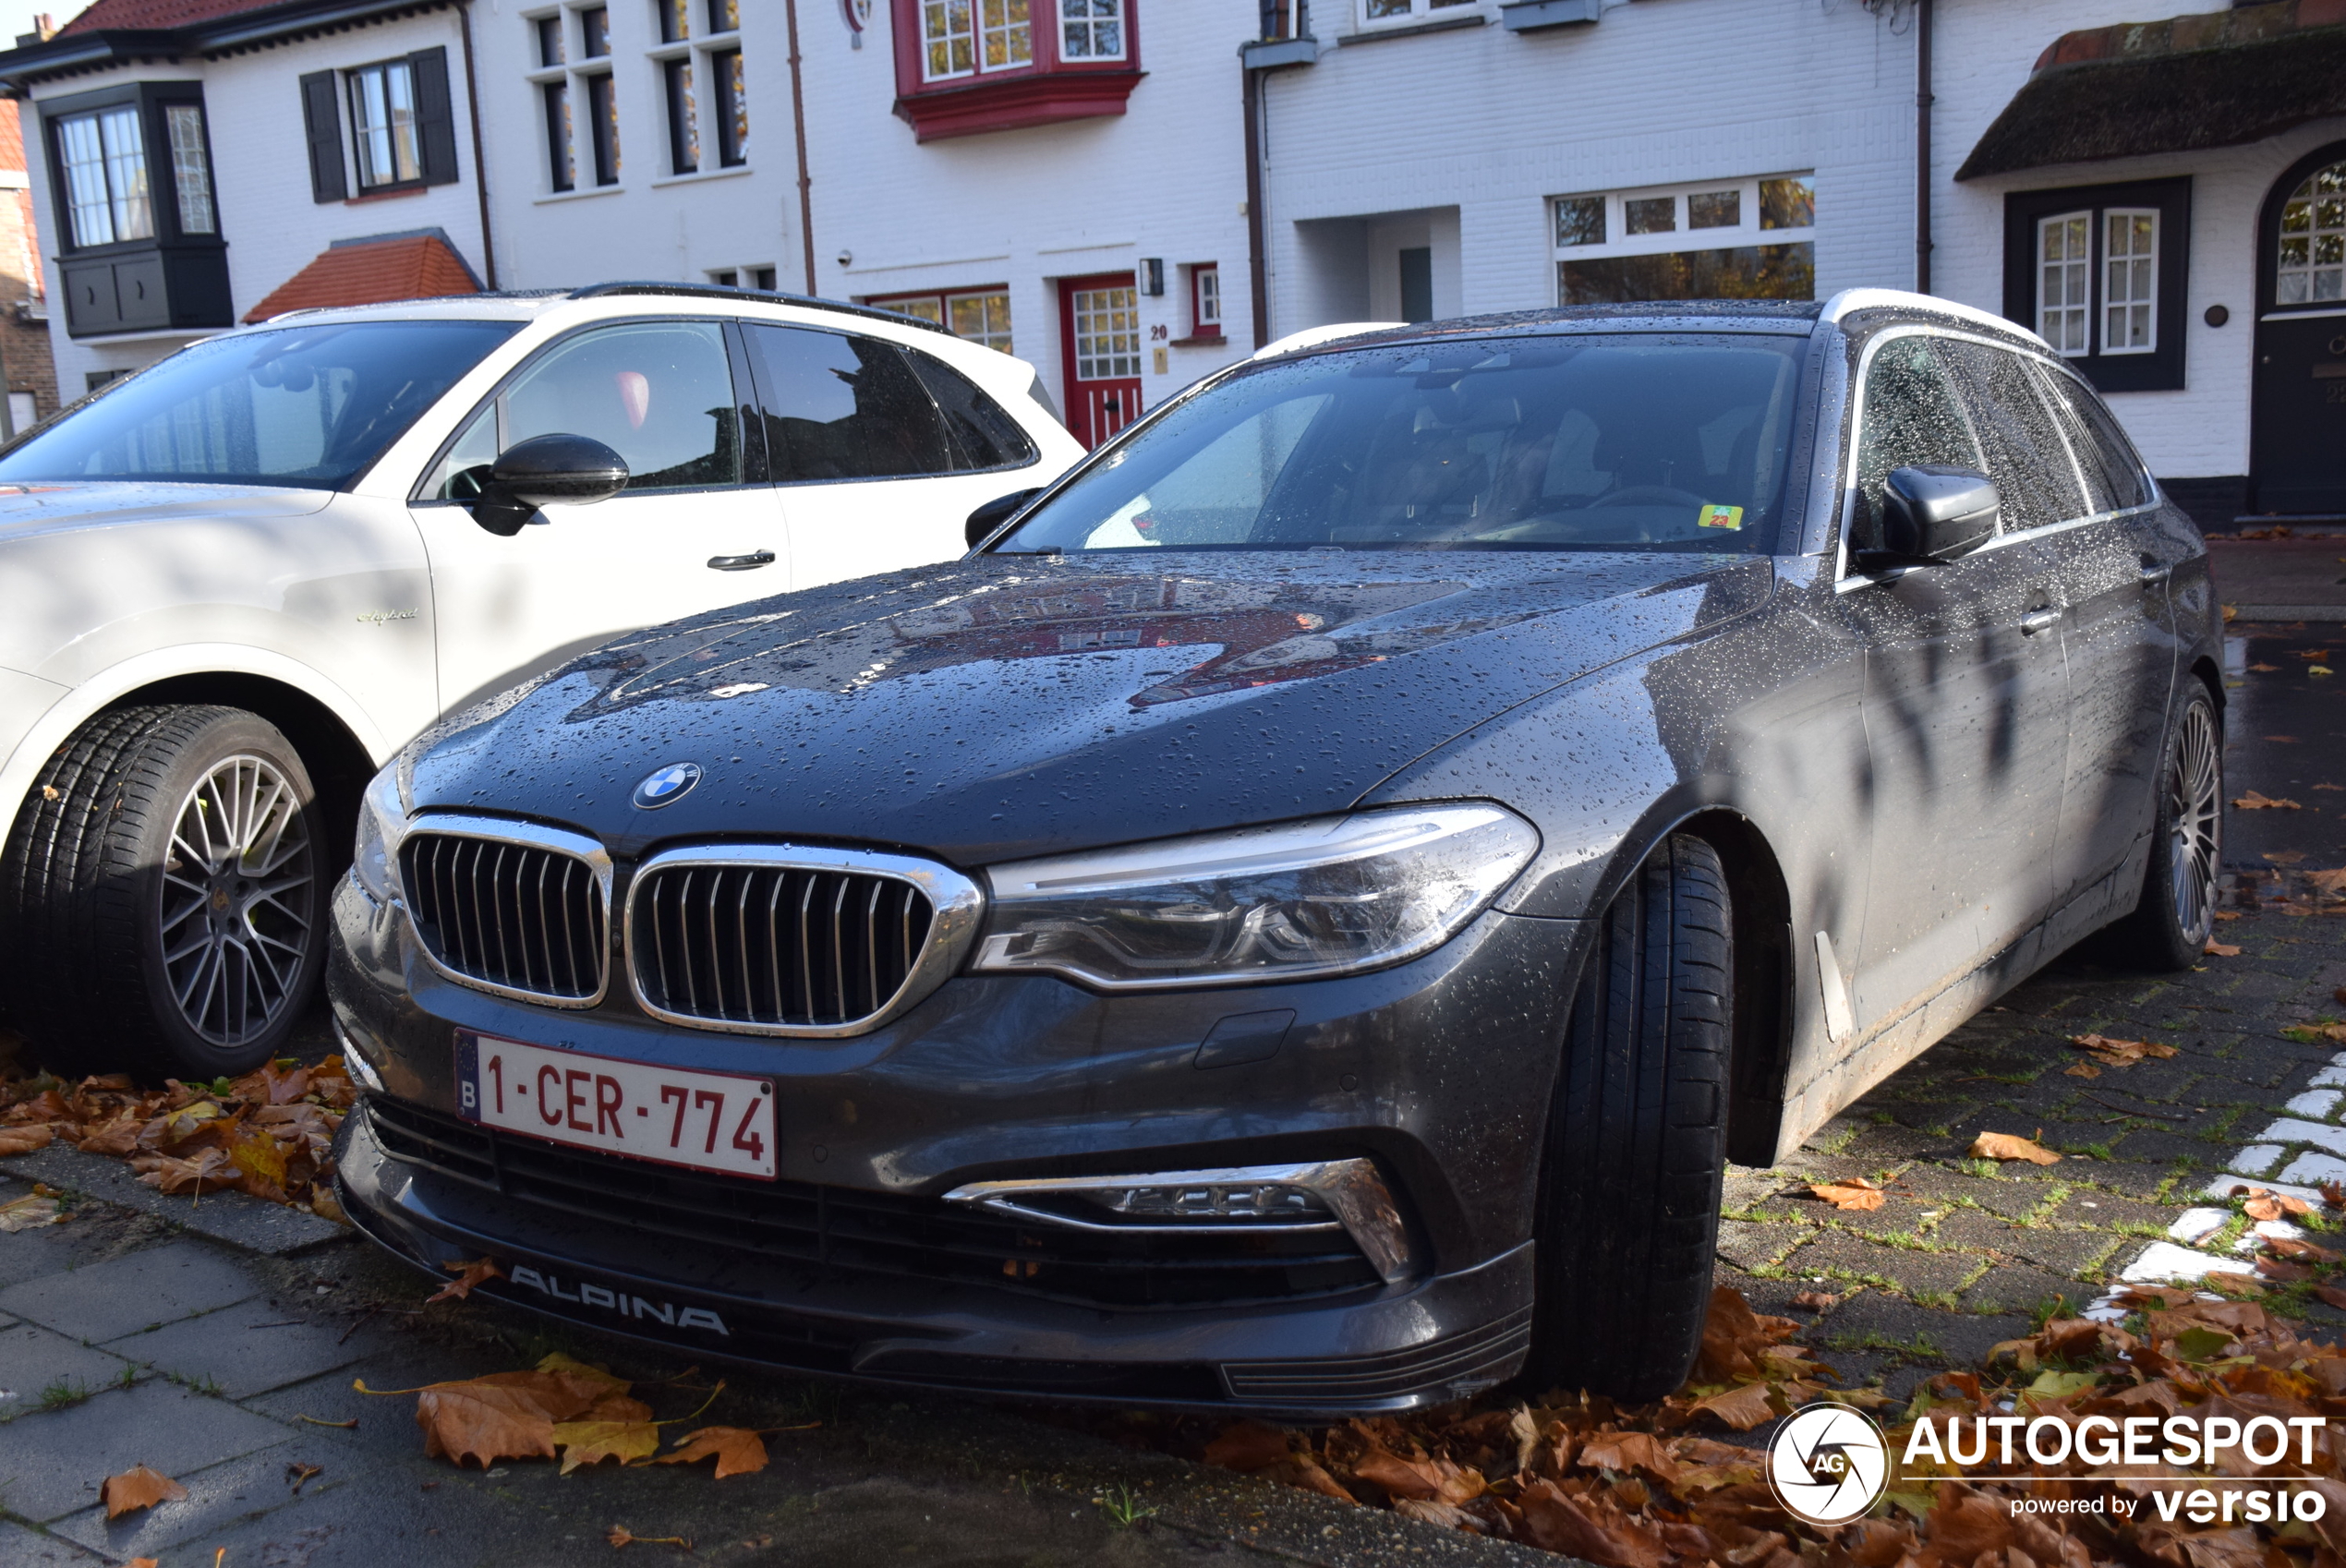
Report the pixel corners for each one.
[1710,909,2346,1402]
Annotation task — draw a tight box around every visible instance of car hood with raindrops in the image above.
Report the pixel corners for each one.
[404,550,1775,867]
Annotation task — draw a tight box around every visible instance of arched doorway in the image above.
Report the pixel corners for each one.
[2252,142,2346,516]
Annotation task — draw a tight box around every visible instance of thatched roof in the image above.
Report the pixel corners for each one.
[1956,0,2346,181]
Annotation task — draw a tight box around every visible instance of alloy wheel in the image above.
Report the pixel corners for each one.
[158,754,316,1046]
[2168,701,2221,945]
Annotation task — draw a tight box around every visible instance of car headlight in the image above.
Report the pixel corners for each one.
[352,760,410,903]
[973,802,1539,989]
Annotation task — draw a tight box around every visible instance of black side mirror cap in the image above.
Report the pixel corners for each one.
[1856,464,2000,570]
[470,433,631,537]
[965,488,1042,549]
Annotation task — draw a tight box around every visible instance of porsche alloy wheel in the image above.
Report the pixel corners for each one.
[159,752,318,1047]
[1,706,329,1078]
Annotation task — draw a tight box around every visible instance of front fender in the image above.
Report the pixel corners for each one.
[0,644,396,853]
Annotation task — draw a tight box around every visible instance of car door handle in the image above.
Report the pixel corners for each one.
[2139,562,2172,587]
[2020,609,2062,635]
[707,550,776,572]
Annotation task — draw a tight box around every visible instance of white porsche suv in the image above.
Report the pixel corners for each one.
[0,283,1082,1080]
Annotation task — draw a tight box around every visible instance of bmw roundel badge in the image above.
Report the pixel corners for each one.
[633,762,703,810]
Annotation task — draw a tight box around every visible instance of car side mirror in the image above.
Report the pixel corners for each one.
[965,488,1042,549]
[470,433,630,537]
[1854,464,1999,571]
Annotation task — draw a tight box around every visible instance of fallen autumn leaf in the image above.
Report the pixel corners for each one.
[0,1194,63,1231]
[426,1256,506,1304]
[1807,1177,1886,1212]
[1969,1131,2061,1165]
[101,1465,187,1520]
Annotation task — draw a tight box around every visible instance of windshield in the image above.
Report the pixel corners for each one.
[996,332,1808,555]
[0,320,522,490]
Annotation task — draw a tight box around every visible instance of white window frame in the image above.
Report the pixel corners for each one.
[163,103,214,235]
[1548,174,1816,304]
[1058,0,1125,61]
[2036,211,2091,357]
[57,104,153,249]
[1192,264,1221,335]
[646,0,744,178]
[347,59,422,191]
[2277,160,2346,307]
[526,5,627,194]
[920,0,1036,83]
[2100,208,2158,356]
[1356,0,1479,29]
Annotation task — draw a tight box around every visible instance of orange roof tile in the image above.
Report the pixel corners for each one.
[243,233,480,324]
[58,0,281,36]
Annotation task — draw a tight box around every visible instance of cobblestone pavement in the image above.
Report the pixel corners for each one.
[1718,619,2346,1400]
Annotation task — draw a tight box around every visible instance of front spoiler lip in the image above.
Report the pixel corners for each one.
[336,1112,1535,1419]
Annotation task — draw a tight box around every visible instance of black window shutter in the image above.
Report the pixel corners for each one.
[298,70,346,202]
[409,48,459,186]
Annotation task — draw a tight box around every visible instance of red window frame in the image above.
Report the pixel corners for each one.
[1190,263,1221,337]
[890,0,1143,143]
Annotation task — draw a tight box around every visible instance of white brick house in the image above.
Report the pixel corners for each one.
[1245,0,2345,521]
[1,0,2338,512]
[466,0,1259,445]
[0,0,496,398]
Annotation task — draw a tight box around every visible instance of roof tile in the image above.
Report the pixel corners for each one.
[58,0,283,35]
[243,234,480,323]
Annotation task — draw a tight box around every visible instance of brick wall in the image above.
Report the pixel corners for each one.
[0,99,56,427]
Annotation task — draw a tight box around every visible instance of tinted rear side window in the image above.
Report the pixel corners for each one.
[1939,339,2086,533]
[904,349,1037,472]
[2032,362,2150,511]
[744,325,952,482]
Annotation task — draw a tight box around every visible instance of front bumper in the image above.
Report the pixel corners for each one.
[329,872,1579,1416]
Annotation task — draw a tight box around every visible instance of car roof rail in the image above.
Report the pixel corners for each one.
[565,281,949,333]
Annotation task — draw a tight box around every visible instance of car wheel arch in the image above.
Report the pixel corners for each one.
[1543,802,1796,1170]
[1,665,381,870]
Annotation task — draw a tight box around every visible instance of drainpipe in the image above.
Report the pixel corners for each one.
[783,0,817,294]
[1242,64,1268,348]
[1915,0,1932,295]
[456,0,498,287]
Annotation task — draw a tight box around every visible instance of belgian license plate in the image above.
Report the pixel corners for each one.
[454,1031,777,1181]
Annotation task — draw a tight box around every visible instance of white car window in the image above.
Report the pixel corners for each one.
[424,320,744,498]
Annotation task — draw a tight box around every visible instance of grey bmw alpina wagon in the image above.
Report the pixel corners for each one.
[327,287,2219,1414]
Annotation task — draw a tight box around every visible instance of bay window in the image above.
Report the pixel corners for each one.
[895,0,1142,139]
[41,81,230,338]
[57,106,151,248]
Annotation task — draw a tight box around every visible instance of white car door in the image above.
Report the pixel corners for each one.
[739,323,1040,592]
[408,318,788,710]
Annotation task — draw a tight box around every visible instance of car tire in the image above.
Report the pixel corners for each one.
[2109,681,2222,971]
[1,706,328,1080]
[1523,832,1731,1402]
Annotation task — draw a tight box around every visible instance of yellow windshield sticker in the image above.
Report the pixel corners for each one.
[1697,504,1744,530]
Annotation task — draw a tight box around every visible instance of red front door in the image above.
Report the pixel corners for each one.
[1058,272,1143,448]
